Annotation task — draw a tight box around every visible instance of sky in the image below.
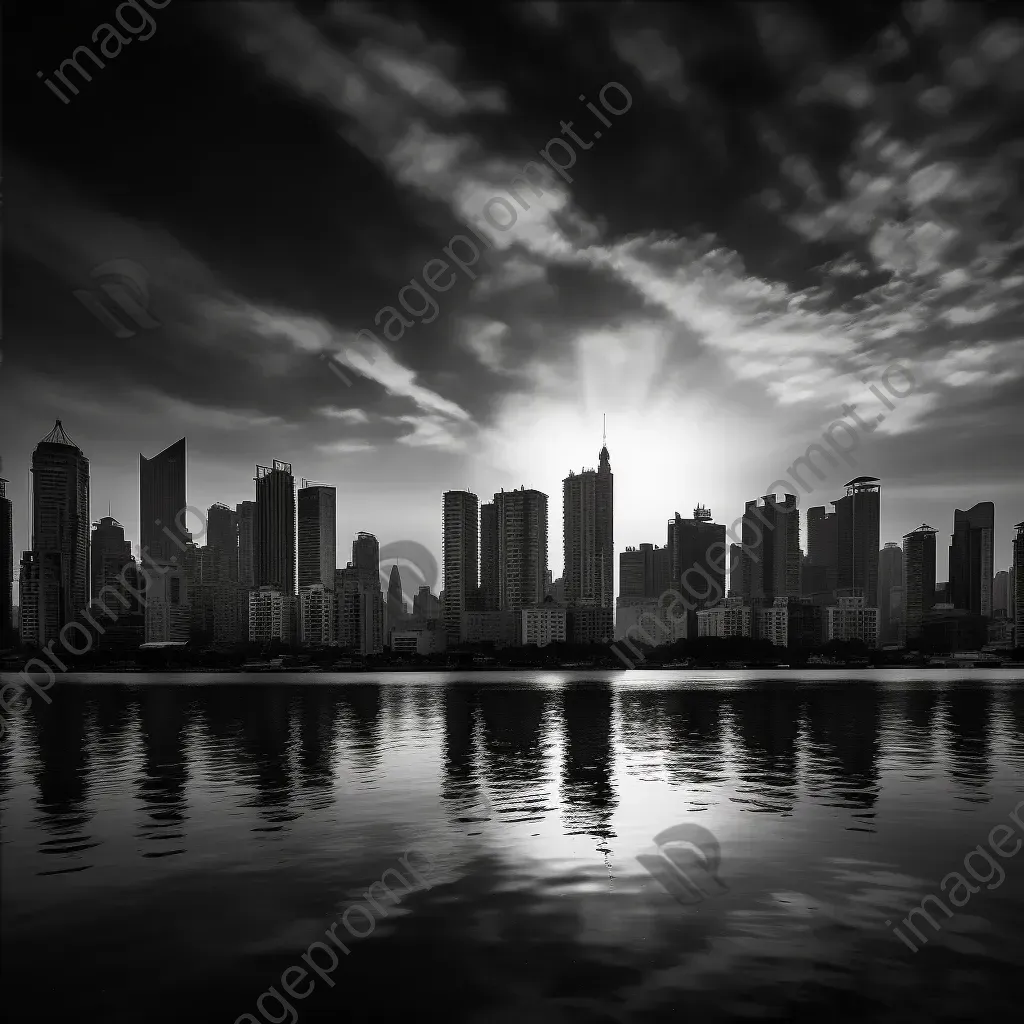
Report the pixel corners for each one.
[4,0,1024,590]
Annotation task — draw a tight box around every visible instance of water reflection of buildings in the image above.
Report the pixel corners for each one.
[802,686,881,827]
[728,688,800,815]
[478,686,553,822]
[29,690,97,874]
[945,688,992,804]
[337,684,383,786]
[298,690,343,808]
[617,691,665,782]
[661,690,727,809]
[441,684,483,823]
[137,688,189,857]
[560,682,617,856]
[238,687,298,830]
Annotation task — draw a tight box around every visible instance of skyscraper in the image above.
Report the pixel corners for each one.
[479,501,499,610]
[140,437,186,564]
[352,531,380,575]
[297,484,336,591]
[949,502,995,617]
[90,516,132,602]
[806,505,838,593]
[563,442,614,613]
[0,474,13,647]
[336,533,383,654]
[1013,523,1024,646]
[442,490,479,640]
[207,503,238,572]
[877,542,904,645]
[494,487,548,612]
[23,421,90,646]
[833,476,880,605]
[236,500,256,587]
[386,564,404,637]
[737,496,798,602]
[255,460,296,595]
[903,524,936,643]
[994,570,1010,617]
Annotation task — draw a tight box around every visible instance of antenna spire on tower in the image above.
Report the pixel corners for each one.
[602,413,606,445]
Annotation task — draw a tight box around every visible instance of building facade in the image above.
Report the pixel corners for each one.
[479,501,499,610]
[521,601,567,647]
[0,475,13,647]
[877,542,904,645]
[738,495,799,602]
[1014,523,1024,646]
[806,506,838,593]
[146,565,191,643]
[140,437,187,564]
[494,487,548,612]
[697,597,752,639]
[255,461,296,595]
[249,585,289,644]
[563,442,614,615]
[298,584,336,647]
[442,490,479,640]
[949,501,995,618]
[236,500,256,588]
[297,485,336,592]
[833,477,881,607]
[826,592,879,648]
[902,524,937,644]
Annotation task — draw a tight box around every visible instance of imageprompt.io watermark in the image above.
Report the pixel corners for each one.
[73,258,161,338]
[377,540,439,604]
[637,823,728,905]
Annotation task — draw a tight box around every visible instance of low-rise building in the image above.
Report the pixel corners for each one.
[390,626,448,656]
[757,596,824,648]
[249,585,291,644]
[826,591,879,648]
[522,601,567,647]
[460,609,519,648]
[697,597,752,639]
[298,585,336,647]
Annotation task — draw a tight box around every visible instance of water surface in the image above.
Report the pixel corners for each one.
[3,669,1024,1023]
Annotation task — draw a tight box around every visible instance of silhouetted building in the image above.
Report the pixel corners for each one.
[412,585,441,620]
[615,595,686,646]
[738,495,799,602]
[479,501,499,610]
[22,421,90,646]
[758,596,823,648]
[386,564,404,638]
[0,475,12,647]
[563,442,614,632]
[1014,524,1024,645]
[922,606,988,653]
[442,490,479,640]
[949,501,994,618]
[336,562,383,654]
[619,543,670,599]
[833,477,880,606]
[806,506,838,592]
[297,484,336,591]
[877,542,903,645]
[140,437,186,564]
[459,609,519,647]
[146,565,190,643]
[903,524,937,644]
[236,500,256,587]
[994,570,1010,618]
[255,460,295,595]
[936,582,949,604]
[494,486,548,612]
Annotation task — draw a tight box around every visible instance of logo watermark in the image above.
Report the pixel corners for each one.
[73,258,160,338]
[637,823,728,905]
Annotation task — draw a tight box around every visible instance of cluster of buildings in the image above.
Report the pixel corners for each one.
[1,422,1021,660]
[615,476,1022,655]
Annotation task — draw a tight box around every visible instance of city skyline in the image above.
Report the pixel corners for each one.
[6,3,1024,590]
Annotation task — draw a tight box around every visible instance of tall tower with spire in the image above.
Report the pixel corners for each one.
[562,425,614,642]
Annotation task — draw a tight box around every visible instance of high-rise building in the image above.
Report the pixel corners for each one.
[902,524,937,644]
[140,437,186,564]
[255,460,296,595]
[877,542,903,645]
[494,487,548,612]
[207,503,238,579]
[412,586,441,620]
[563,442,614,611]
[236,500,256,588]
[993,570,1010,617]
[949,502,995,618]
[0,474,14,647]
[479,501,499,610]
[90,516,132,605]
[1013,523,1024,645]
[618,543,671,600]
[248,585,290,645]
[336,562,383,655]
[386,564,404,638]
[297,484,336,591]
[24,421,90,646]
[806,506,838,592]
[833,477,880,606]
[737,495,799,602]
[352,531,380,575]
[442,490,479,639]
